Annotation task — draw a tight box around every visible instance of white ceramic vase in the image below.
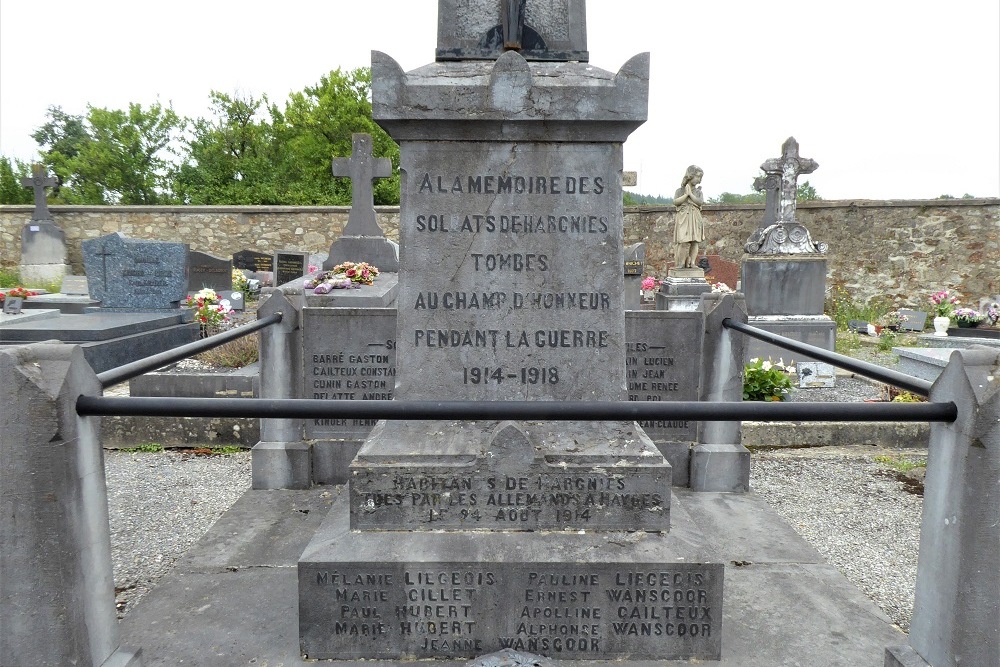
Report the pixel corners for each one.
[933,316,950,337]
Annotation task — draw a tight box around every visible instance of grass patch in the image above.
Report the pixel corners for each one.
[835,331,863,355]
[121,442,164,453]
[873,454,925,473]
[826,286,892,331]
[0,268,21,288]
[194,334,258,368]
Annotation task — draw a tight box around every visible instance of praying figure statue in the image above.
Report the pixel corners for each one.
[672,165,705,269]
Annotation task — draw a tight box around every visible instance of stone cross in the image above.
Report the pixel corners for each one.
[332,134,392,237]
[759,137,817,225]
[20,164,57,221]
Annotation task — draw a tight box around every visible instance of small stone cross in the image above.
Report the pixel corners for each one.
[759,137,818,225]
[332,134,392,237]
[20,163,57,221]
[92,243,115,291]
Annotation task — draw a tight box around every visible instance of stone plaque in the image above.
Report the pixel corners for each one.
[232,249,273,273]
[623,260,643,276]
[60,275,89,295]
[798,361,836,388]
[396,143,624,403]
[898,309,928,332]
[2,297,23,315]
[351,421,670,532]
[274,250,309,287]
[625,311,701,443]
[81,232,187,310]
[299,560,723,661]
[188,251,232,292]
[303,308,397,440]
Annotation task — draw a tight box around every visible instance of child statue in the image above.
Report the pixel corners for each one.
[672,165,705,269]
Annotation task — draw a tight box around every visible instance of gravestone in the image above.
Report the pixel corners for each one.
[325,133,399,271]
[798,361,836,388]
[739,138,835,362]
[273,250,309,288]
[61,275,89,295]
[19,164,71,284]
[82,232,188,310]
[623,242,644,310]
[233,249,273,273]
[298,2,725,662]
[898,309,928,332]
[187,251,232,292]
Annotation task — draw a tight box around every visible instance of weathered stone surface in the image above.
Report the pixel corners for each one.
[299,492,723,662]
[394,141,626,402]
[82,232,187,310]
[303,308,396,441]
[741,256,827,316]
[798,361,837,387]
[625,310,701,444]
[435,0,588,62]
[350,420,670,532]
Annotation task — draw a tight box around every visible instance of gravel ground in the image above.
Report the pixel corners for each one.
[105,342,924,631]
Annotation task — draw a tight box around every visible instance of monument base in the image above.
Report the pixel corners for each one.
[655,270,712,312]
[18,262,71,285]
[325,236,400,273]
[741,255,826,316]
[744,315,836,365]
[349,420,671,532]
[298,489,724,662]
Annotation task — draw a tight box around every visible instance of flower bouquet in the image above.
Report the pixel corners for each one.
[0,286,39,303]
[743,357,796,402]
[953,307,985,328]
[304,261,380,294]
[185,288,233,337]
[929,290,959,317]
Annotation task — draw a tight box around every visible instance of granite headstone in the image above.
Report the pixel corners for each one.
[273,250,309,288]
[188,251,233,292]
[82,232,188,310]
[233,249,273,273]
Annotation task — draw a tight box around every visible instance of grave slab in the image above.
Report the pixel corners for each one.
[744,315,836,365]
[116,486,907,666]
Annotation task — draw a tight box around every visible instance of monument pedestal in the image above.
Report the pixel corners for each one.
[655,268,712,312]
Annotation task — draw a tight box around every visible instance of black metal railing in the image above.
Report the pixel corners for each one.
[75,396,957,422]
[79,311,955,424]
[722,318,933,397]
[95,312,282,389]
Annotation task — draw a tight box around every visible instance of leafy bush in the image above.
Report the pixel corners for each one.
[0,269,21,288]
[825,286,892,330]
[743,358,795,401]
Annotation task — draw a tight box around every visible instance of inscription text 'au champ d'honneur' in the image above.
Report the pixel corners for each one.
[413,171,616,390]
[313,568,715,654]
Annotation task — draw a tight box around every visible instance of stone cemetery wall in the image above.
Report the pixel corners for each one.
[1,199,995,304]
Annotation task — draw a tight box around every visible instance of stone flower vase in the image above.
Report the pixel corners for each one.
[933,316,950,337]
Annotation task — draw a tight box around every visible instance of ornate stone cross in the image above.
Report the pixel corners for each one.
[760,136,818,225]
[20,163,57,221]
[744,137,826,254]
[332,134,392,237]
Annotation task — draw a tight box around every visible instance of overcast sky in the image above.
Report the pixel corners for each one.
[1,1,997,201]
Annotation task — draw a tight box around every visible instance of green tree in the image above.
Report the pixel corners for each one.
[709,191,765,205]
[175,91,283,204]
[31,106,91,200]
[272,68,399,205]
[797,180,820,201]
[0,156,33,204]
[33,102,185,204]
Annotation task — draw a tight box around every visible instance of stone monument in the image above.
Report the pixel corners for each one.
[19,164,71,284]
[740,137,835,361]
[324,133,399,271]
[656,166,712,311]
[297,1,725,662]
[82,232,189,311]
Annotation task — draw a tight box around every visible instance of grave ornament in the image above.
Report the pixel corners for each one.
[325,133,399,271]
[20,163,57,221]
[744,137,827,254]
[672,165,705,269]
[19,163,71,284]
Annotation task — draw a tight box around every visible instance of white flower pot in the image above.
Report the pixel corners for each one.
[933,316,950,337]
